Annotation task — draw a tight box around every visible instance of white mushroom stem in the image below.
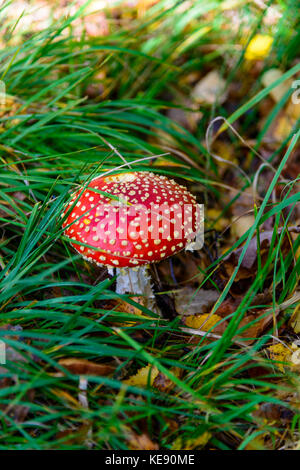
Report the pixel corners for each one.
[78,376,89,408]
[78,376,93,448]
[109,265,157,311]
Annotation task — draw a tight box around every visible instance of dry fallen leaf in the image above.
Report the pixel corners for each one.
[174,287,219,316]
[221,230,290,283]
[172,431,211,450]
[231,214,255,239]
[114,296,151,325]
[153,367,181,393]
[290,301,300,334]
[123,364,159,387]
[56,424,92,446]
[166,98,203,133]
[261,68,291,103]
[245,34,273,61]
[235,312,272,344]
[244,435,268,450]
[253,402,295,426]
[158,251,205,287]
[127,430,159,450]
[206,208,229,232]
[267,343,292,372]
[264,92,300,143]
[191,70,227,105]
[211,140,239,171]
[272,98,300,141]
[115,296,146,315]
[183,313,223,332]
[124,364,179,392]
[58,358,114,376]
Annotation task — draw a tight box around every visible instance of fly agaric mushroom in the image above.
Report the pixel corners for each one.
[62,172,203,308]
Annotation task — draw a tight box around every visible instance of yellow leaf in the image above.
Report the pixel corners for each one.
[245,34,273,61]
[290,302,300,334]
[267,342,300,372]
[184,313,222,331]
[286,99,300,121]
[273,99,300,141]
[185,432,211,450]
[211,141,238,168]
[245,435,267,450]
[273,114,294,141]
[172,432,211,450]
[267,343,291,372]
[123,364,159,387]
[206,208,229,232]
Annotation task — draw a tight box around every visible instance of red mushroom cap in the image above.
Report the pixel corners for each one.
[62,171,201,268]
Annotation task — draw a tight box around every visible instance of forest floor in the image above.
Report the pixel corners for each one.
[0,0,299,450]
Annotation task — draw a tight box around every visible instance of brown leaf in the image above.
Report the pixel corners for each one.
[56,424,91,446]
[166,98,202,133]
[221,230,290,283]
[153,368,181,393]
[253,402,294,425]
[236,291,300,343]
[191,70,227,105]
[174,287,219,316]
[115,296,146,316]
[127,431,158,450]
[236,312,271,343]
[58,358,114,376]
[157,251,205,287]
[215,297,242,317]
